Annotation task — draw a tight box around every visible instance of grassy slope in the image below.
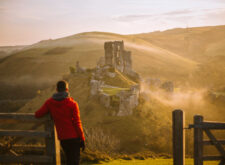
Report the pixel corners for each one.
[82,159,218,165]
[133,25,225,59]
[133,25,225,89]
[0,31,197,88]
[18,72,173,153]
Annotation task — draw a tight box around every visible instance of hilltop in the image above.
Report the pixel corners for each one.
[1,25,225,100]
[0,28,198,99]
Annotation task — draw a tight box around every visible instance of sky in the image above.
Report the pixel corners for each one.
[0,0,225,46]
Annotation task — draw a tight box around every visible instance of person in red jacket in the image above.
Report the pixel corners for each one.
[35,80,85,165]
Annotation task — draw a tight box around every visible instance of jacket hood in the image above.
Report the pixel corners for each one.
[52,91,70,101]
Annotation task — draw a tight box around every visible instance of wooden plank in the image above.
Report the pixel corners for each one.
[45,120,57,165]
[204,129,225,159]
[203,122,225,129]
[0,155,53,163]
[12,145,45,150]
[0,113,50,122]
[203,156,223,161]
[54,126,61,165]
[203,140,225,145]
[191,122,225,129]
[0,130,51,137]
[194,115,203,165]
[172,110,185,165]
[0,142,20,156]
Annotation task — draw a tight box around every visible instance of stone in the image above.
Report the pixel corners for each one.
[106,72,116,78]
[117,87,139,116]
[99,93,111,108]
[160,81,174,92]
[76,61,86,73]
[90,80,103,96]
[103,40,139,79]
[97,57,105,68]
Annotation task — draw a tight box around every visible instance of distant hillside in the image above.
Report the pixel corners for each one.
[0,45,26,59]
[0,25,225,100]
[134,25,225,60]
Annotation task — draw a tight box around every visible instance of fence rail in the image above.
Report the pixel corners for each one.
[0,112,61,165]
[172,110,225,165]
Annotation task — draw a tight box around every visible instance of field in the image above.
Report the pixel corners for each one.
[81,159,218,165]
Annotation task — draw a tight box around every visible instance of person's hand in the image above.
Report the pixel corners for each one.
[80,140,85,152]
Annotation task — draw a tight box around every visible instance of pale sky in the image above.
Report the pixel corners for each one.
[0,0,225,46]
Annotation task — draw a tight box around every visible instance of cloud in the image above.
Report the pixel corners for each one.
[113,9,194,22]
[113,14,153,22]
[163,9,193,16]
[113,8,225,23]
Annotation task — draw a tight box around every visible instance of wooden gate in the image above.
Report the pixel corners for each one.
[173,110,225,165]
[0,113,61,164]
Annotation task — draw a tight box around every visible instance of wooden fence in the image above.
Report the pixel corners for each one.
[173,110,225,165]
[0,113,61,164]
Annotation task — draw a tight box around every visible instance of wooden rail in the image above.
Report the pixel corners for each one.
[172,110,225,165]
[0,113,61,164]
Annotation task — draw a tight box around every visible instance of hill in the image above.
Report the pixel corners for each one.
[18,70,173,153]
[1,25,225,100]
[0,31,198,99]
[134,25,225,60]
[134,25,225,89]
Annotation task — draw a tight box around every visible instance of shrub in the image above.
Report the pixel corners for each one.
[84,127,120,154]
[69,66,76,74]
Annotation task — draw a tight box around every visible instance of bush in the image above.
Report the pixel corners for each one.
[69,66,76,74]
[84,127,120,154]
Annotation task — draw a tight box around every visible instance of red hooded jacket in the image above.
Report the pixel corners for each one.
[35,97,85,141]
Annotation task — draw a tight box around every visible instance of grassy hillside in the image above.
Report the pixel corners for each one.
[134,25,225,60]
[0,30,199,99]
[1,25,224,100]
[81,159,218,165]
[134,25,225,89]
[18,71,173,154]
[17,69,225,155]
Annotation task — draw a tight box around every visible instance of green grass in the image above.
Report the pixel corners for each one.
[102,87,129,96]
[82,159,218,165]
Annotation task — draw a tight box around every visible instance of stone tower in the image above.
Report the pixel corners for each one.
[104,42,113,66]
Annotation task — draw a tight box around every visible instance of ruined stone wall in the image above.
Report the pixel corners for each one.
[104,41,133,75]
[104,42,113,66]
[117,85,140,116]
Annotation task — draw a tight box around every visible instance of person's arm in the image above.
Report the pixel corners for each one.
[71,102,85,141]
[35,100,50,118]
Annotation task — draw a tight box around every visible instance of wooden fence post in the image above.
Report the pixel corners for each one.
[45,119,61,165]
[194,115,203,165]
[173,109,185,165]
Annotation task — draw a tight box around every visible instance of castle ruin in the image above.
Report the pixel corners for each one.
[104,41,134,77]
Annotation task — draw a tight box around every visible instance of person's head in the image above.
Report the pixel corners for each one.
[56,80,69,92]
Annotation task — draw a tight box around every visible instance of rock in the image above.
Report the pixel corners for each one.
[99,93,111,108]
[117,86,139,116]
[106,72,116,78]
[90,80,103,96]
[97,57,105,68]
[76,61,86,73]
[160,81,174,92]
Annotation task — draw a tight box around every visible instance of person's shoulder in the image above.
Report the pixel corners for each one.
[67,97,78,105]
[68,97,76,103]
[45,98,54,104]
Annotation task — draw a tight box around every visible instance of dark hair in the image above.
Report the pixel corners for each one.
[56,80,68,92]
